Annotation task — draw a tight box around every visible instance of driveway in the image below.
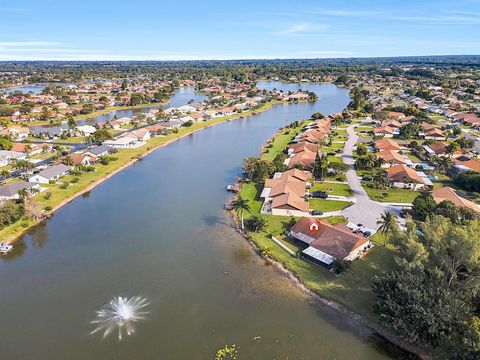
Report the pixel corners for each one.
[340,125,399,230]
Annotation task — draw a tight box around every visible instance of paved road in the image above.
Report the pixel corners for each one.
[340,125,401,230]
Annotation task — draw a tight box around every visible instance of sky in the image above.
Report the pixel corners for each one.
[0,0,479,61]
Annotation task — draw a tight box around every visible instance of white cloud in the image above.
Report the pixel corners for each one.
[277,22,311,34]
[389,14,480,25]
[311,8,380,17]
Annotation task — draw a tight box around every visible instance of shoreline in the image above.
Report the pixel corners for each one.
[229,208,428,360]
[2,99,303,245]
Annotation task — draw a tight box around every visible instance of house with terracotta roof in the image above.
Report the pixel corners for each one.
[386,164,433,190]
[374,138,402,152]
[375,150,408,167]
[11,143,52,156]
[423,141,463,159]
[285,149,317,171]
[387,111,405,121]
[260,169,311,217]
[432,187,479,212]
[452,158,480,174]
[288,141,318,155]
[373,126,396,137]
[289,217,372,269]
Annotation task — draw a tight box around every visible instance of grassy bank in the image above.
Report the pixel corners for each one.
[1,100,286,244]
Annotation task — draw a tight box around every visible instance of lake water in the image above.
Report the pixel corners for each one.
[76,87,207,126]
[0,82,404,359]
[1,83,73,95]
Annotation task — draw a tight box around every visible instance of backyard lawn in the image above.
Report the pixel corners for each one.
[261,123,305,161]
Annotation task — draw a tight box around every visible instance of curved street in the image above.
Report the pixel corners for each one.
[340,124,403,230]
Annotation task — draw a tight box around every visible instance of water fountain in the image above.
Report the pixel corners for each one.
[90,296,149,340]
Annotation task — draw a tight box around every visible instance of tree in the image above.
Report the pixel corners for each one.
[17,188,30,204]
[242,157,275,182]
[356,143,368,156]
[412,190,437,220]
[446,141,461,158]
[312,153,329,180]
[231,196,250,230]
[245,215,267,232]
[376,211,399,246]
[90,129,113,142]
[310,112,324,120]
[433,156,452,174]
[24,198,43,220]
[328,162,349,176]
[0,136,13,150]
[373,216,480,358]
[0,169,10,184]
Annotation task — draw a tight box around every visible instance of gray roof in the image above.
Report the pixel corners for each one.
[87,145,114,156]
[37,164,71,179]
[0,181,37,197]
[30,125,67,137]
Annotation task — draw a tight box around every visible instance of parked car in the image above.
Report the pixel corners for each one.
[362,176,373,181]
[310,210,323,216]
[310,191,328,199]
[363,231,372,237]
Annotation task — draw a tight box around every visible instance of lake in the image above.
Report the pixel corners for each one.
[0,82,404,359]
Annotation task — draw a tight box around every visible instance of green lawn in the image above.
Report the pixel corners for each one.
[247,217,396,320]
[327,155,343,163]
[330,142,345,149]
[363,183,418,203]
[261,123,305,161]
[309,198,352,212]
[311,182,352,197]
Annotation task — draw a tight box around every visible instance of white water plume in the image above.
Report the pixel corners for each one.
[90,296,149,340]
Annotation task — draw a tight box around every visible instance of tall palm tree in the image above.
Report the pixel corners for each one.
[231,196,250,230]
[376,211,398,246]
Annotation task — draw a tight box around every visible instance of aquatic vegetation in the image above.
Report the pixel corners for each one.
[91,296,149,340]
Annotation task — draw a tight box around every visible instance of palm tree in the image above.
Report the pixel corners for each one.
[17,188,30,204]
[446,142,460,158]
[64,155,73,166]
[376,211,398,246]
[231,196,250,230]
[0,169,10,184]
[434,156,452,174]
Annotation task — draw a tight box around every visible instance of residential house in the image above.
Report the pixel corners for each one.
[11,143,52,156]
[432,187,479,212]
[0,181,41,201]
[375,150,408,167]
[374,138,402,152]
[386,164,433,190]
[0,126,29,141]
[260,169,311,217]
[423,141,463,159]
[103,136,141,149]
[76,125,97,136]
[0,150,27,167]
[289,217,371,269]
[452,158,480,174]
[29,164,71,184]
[85,145,115,157]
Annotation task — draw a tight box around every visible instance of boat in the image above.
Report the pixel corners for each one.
[226,184,240,192]
[0,243,13,255]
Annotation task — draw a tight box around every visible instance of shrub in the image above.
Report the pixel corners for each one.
[44,206,52,211]
[43,192,52,200]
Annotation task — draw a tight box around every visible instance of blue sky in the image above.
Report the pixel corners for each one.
[0,0,479,60]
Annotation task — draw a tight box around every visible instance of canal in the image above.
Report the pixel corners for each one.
[0,82,403,359]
